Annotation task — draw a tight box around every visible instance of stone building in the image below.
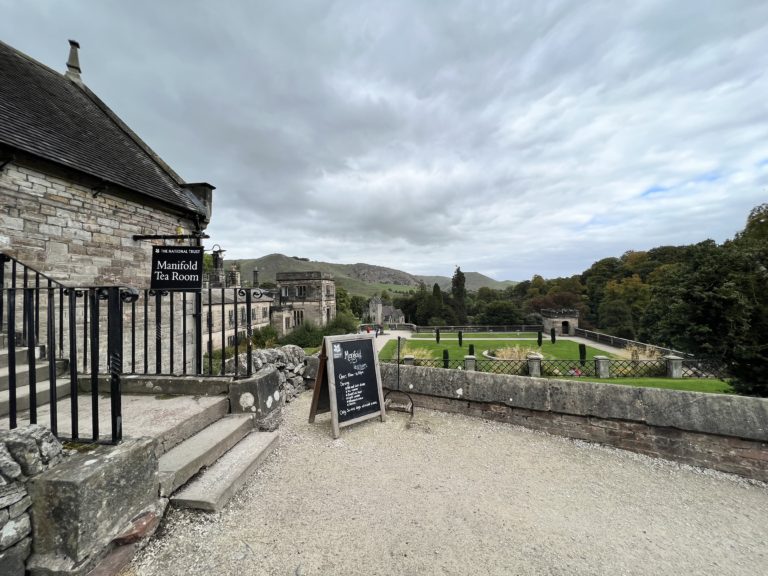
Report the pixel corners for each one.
[0,39,213,287]
[203,290,272,350]
[0,39,214,373]
[367,295,405,325]
[541,308,579,336]
[275,271,336,327]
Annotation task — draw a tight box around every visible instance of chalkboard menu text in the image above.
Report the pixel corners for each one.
[309,334,385,438]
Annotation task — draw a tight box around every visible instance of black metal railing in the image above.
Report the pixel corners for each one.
[608,359,666,378]
[541,359,597,378]
[573,328,692,358]
[682,359,728,380]
[476,358,528,375]
[1,253,127,444]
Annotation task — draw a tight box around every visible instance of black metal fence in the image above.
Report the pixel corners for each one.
[1,253,126,443]
[1,251,275,443]
[476,358,528,375]
[541,359,597,378]
[414,325,544,333]
[573,328,692,357]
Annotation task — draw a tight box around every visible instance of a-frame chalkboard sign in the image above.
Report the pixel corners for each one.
[308,334,386,438]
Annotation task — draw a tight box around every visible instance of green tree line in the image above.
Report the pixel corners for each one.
[386,204,768,396]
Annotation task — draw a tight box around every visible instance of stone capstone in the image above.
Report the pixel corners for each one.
[27,437,159,576]
[229,367,282,431]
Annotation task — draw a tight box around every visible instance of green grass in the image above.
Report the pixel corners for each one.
[379,338,613,361]
[558,377,733,394]
[410,332,540,339]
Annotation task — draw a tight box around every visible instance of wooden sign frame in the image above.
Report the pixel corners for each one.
[308,334,386,438]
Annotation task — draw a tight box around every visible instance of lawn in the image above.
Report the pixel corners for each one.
[410,332,540,339]
[558,377,733,394]
[378,339,733,395]
[379,338,613,361]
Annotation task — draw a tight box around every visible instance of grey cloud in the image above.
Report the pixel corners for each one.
[2,0,767,280]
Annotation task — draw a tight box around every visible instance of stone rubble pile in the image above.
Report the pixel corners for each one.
[225,345,309,402]
[0,425,64,576]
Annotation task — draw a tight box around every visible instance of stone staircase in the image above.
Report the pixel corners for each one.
[0,330,72,421]
[156,409,279,512]
[1,326,279,513]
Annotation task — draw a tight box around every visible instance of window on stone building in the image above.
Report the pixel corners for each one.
[297,285,307,298]
[240,307,246,323]
[228,309,234,327]
[293,309,304,325]
[262,307,268,319]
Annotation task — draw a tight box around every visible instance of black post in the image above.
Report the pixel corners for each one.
[25,288,37,423]
[396,337,401,391]
[155,290,162,374]
[579,343,587,367]
[245,289,253,378]
[47,284,58,436]
[68,290,79,440]
[108,288,123,443]
[195,290,202,374]
[442,349,449,369]
[7,287,17,429]
[550,327,556,344]
[89,289,100,440]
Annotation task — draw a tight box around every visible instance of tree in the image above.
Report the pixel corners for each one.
[476,301,521,325]
[451,266,468,323]
[335,286,352,315]
[598,299,635,339]
[350,295,368,318]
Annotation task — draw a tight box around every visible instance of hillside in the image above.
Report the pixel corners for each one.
[227,254,516,298]
[416,272,517,292]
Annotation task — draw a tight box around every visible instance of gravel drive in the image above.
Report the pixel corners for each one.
[122,391,768,576]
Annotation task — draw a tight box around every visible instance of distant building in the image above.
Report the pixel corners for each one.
[540,308,579,336]
[276,271,336,327]
[203,290,272,349]
[368,296,405,325]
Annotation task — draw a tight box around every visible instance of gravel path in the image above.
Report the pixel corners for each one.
[122,392,768,576]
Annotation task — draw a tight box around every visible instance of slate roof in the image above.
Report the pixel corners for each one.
[0,40,205,216]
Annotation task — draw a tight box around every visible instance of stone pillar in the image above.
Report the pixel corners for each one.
[664,355,683,379]
[594,356,611,379]
[526,353,543,377]
[464,355,476,371]
[403,355,414,366]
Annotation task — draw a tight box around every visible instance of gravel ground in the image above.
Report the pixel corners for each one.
[122,391,768,576]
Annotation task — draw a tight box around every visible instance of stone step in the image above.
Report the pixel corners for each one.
[0,361,52,392]
[158,414,254,497]
[153,397,230,457]
[0,378,72,418]
[0,345,44,368]
[171,431,279,512]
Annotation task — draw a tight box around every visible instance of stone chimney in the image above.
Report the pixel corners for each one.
[65,39,82,82]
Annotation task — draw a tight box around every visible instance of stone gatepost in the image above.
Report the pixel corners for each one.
[664,355,684,379]
[594,356,611,379]
[403,355,414,366]
[526,353,543,377]
[464,355,476,371]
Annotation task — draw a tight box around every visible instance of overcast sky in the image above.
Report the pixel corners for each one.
[2,1,766,281]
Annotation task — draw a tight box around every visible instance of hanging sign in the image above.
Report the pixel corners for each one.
[309,334,386,438]
[150,246,204,290]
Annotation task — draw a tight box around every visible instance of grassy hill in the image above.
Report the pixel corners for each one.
[228,254,516,298]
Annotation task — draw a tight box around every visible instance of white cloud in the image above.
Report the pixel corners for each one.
[2,0,767,281]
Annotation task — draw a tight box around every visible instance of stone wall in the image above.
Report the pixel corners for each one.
[380,364,768,481]
[0,425,64,576]
[225,345,308,402]
[0,161,199,288]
